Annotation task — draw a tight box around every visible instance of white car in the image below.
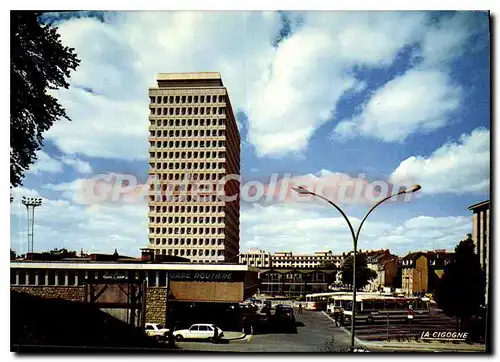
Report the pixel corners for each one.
[173,324,224,342]
[145,323,171,340]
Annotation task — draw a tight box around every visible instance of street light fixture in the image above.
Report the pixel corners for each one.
[292,184,421,351]
[21,197,43,254]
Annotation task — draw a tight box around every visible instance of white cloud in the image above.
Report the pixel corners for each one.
[417,12,475,68]
[240,203,471,256]
[333,68,462,142]
[42,11,476,159]
[26,151,64,175]
[389,128,490,194]
[26,150,93,176]
[331,12,479,143]
[61,155,92,174]
[10,186,147,257]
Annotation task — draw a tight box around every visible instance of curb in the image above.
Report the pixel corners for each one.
[224,333,252,342]
[321,311,364,347]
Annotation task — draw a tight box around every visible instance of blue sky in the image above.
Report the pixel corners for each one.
[11,11,490,257]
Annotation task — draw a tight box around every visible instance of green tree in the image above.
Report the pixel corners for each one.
[341,254,377,290]
[11,11,80,189]
[435,236,486,332]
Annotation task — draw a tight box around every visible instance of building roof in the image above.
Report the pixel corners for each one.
[468,200,490,211]
[401,252,426,262]
[156,72,221,81]
[10,261,260,272]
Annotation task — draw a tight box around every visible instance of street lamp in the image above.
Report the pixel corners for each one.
[21,197,43,254]
[292,184,421,351]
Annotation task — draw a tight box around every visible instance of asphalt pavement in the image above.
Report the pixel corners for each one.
[176,310,352,352]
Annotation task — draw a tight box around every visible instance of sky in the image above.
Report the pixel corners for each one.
[10,10,490,258]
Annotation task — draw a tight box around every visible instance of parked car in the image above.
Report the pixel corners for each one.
[144,323,171,342]
[173,324,224,342]
[274,304,296,329]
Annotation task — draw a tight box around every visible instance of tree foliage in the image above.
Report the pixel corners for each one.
[10,11,80,188]
[341,253,377,290]
[435,236,486,330]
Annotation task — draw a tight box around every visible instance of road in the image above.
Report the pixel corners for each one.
[176,310,352,352]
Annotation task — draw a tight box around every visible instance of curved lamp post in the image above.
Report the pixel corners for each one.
[292,184,421,351]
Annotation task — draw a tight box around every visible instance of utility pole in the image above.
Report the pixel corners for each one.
[21,197,42,254]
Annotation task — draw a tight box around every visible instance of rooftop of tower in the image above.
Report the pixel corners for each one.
[157,72,221,80]
[155,72,223,88]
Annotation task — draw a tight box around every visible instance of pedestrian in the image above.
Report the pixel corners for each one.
[212,324,219,343]
[334,312,340,327]
[298,303,303,315]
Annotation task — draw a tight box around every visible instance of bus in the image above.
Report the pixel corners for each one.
[325,291,393,314]
[305,292,347,311]
[333,294,431,324]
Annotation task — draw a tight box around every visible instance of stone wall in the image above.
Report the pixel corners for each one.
[146,287,168,325]
[11,286,85,302]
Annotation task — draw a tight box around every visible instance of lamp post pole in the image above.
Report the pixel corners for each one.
[21,197,42,254]
[292,184,421,351]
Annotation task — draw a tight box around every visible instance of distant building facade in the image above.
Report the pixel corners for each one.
[469,200,490,304]
[468,200,490,304]
[239,249,344,269]
[365,250,398,292]
[401,250,455,295]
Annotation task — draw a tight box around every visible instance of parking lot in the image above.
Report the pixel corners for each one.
[176,309,353,352]
[336,307,465,342]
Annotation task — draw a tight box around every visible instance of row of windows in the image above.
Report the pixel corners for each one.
[11,270,86,286]
[272,256,342,261]
[150,129,225,138]
[150,118,225,127]
[150,107,226,116]
[150,238,225,246]
[149,173,226,181]
[149,194,221,202]
[149,205,224,213]
[149,140,226,148]
[150,94,225,105]
[150,151,225,159]
[150,162,226,170]
[262,273,327,282]
[149,227,225,235]
[149,216,224,223]
[155,248,224,257]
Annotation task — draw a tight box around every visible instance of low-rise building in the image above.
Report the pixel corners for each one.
[10,248,260,328]
[239,249,344,269]
[401,249,455,296]
[401,252,428,296]
[365,250,398,292]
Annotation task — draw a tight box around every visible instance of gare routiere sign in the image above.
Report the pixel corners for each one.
[169,271,234,281]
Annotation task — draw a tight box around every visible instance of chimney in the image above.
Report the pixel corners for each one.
[141,248,155,262]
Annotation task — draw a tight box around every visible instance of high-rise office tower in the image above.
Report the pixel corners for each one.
[147,73,240,263]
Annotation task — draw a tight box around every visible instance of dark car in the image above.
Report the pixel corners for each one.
[274,304,296,328]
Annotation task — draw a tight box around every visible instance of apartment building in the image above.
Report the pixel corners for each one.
[365,251,398,292]
[400,250,455,295]
[147,72,240,263]
[239,249,344,269]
